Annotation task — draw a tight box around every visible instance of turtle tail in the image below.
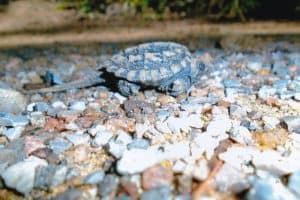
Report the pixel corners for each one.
[23,75,105,94]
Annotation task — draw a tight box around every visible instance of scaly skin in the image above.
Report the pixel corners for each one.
[23,75,104,94]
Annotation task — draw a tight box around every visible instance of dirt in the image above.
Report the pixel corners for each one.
[0,0,300,49]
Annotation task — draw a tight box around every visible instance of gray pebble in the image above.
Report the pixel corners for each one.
[223,79,242,88]
[83,170,105,185]
[2,126,24,141]
[127,139,150,150]
[98,174,119,198]
[0,87,27,114]
[0,112,28,127]
[69,100,86,112]
[64,133,90,146]
[229,104,247,118]
[282,116,300,134]
[49,138,72,154]
[27,102,49,112]
[34,164,67,189]
[141,186,172,200]
[92,131,113,147]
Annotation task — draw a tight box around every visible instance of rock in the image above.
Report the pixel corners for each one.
[262,116,280,130]
[98,174,119,198]
[44,70,64,85]
[88,124,107,137]
[215,163,249,193]
[117,142,190,175]
[247,171,298,200]
[135,123,150,138]
[64,133,90,146]
[127,139,150,150]
[156,110,171,121]
[230,125,254,145]
[141,186,172,200]
[282,116,300,133]
[247,60,262,72]
[0,87,27,114]
[120,177,139,200]
[229,104,247,119]
[49,138,72,154]
[52,101,67,109]
[69,100,86,112]
[206,116,232,136]
[24,136,45,156]
[258,86,276,100]
[0,112,28,127]
[53,189,86,200]
[29,111,46,127]
[288,170,300,197]
[142,164,173,190]
[27,102,49,112]
[223,79,242,88]
[83,170,105,185]
[2,126,24,141]
[92,130,113,147]
[34,164,67,189]
[294,93,300,101]
[107,131,132,158]
[157,95,176,106]
[2,156,47,194]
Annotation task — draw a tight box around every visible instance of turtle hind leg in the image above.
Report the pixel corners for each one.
[117,80,140,96]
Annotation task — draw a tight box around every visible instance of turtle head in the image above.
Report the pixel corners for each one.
[191,58,205,81]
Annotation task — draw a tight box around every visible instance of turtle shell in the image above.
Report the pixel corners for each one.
[101,42,192,86]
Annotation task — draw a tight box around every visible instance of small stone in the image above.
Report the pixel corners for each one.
[2,156,47,194]
[141,186,171,200]
[54,189,85,200]
[258,86,276,100]
[177,175,192,194]
[2,126,24,141]
[107,131,132,158]
[24,136,45,156]
[155,121,172,134]
[120,177,139,200]
[127,139,150,150]
[223,79,242,88]
[229,104,247,119]
[142,164,173,190]
[83,170,105,185]
[88,124,107,137]
[156,110,171,121]
[114,93,127,104]
[215,163,249,193]
[0,112,28,127]
[247,60,262,72]
[247,171,298,200]
[29,112,46,127]
[51,101,67,109]
[45,118,66,132]
[92,131,113,147]
[190,160,209,181]
[288,170,300,197]
[230,125,254,145]
[98,174,119,198]
[64,133,90,146]
[31,148,59,164]
[157,95,176,106]
[69,100,86,112]
[135,123,150,138]
[262,116,280,130]
[27,102,49,112]
[0,88,27,114]
[49,138,72,154]
[282,116,300,133]
[34,164,67,189]
[72,145,89,163]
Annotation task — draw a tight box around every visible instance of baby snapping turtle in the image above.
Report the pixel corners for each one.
[25,42,205,96]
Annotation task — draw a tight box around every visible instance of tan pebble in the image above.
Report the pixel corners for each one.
[73,145,89,163]
[265,97,281,107]
[120,178,139,200]
[142,164,173,190]
[218,100,231,108]
[190,87,209,97]
[157,95,176,106]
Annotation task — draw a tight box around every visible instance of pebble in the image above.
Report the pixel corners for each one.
[117,142,190,175]
[258,86,277,100]
[27,102,49,112]
[49,138,72,154]
[51,101,67,109]
[142,164,173,190]
[262,116,280,130]
[247,171,298,200]
[215,163,249,193]
[0,112,29,127]
[69,100,86,112]
[92,130,113,147]
[230,125,254,145]
[288,170,300,197]
[141,186,172,200]
[64,133,90,146]
[2,126,24,141]
[98,174,119,198]
[29,111,46,127]
[229,104,247,118]
[34,164,68,189]
[127,138,150,150]
[0,87,27,114]
[83,170,105,185]
[281,116,300,133]
[294,93,300,101]
[107,131,132,158]
[1,156,47,194]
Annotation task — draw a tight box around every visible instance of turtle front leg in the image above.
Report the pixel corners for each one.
[117,80,140,96]
[159,76,191,96]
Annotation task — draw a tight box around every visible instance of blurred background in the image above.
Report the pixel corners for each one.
[0,0,300,48]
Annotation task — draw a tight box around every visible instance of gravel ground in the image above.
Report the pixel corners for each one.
[0,38,300,199]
